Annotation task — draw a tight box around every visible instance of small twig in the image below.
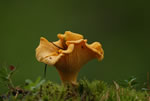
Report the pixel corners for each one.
[15,92,18,99]
[50,42,64,50]
[44,64,47,79]
[147,72,150,94]
[147,72,149,89]
[39,85,43,97]
[7,71,16,90]
[113,81,120,101]
[100,91,109,101]
[148,96,150,101]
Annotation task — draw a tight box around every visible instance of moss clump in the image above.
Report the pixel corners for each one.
[0,66,149,101]
[0,78,149,101]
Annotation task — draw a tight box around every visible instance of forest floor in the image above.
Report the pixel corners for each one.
[0,66,150,101]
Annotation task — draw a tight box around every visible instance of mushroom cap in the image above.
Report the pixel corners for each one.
[36,31,104,68]
[57,31,84,41]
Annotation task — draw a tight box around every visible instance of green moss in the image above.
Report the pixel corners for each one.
[0,66,149,101]
[0,78,149,101]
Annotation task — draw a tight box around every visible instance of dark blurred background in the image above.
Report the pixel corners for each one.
[0,0,149,93]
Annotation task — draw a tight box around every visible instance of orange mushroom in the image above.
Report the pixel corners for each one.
[35,31,104,85]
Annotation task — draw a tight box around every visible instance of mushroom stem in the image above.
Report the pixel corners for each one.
[56,69,78,85]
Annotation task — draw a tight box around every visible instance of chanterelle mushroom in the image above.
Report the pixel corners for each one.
[36,31,104,85]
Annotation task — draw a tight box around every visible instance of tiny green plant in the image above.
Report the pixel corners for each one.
[0,65,28,100]
[0,65,16,89]
[118,76,139,89]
